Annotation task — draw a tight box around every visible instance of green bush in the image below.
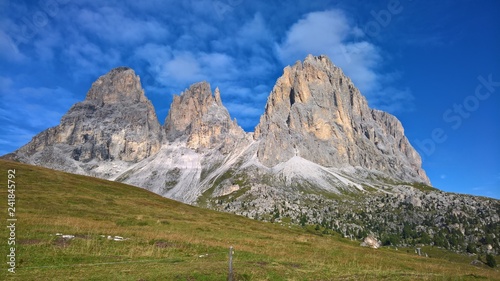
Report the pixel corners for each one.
[486,254,497,268]
[466,243,476,254]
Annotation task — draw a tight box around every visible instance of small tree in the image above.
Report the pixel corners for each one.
[486,254,497,268]
[466,243,476,254]
[299,214,307,227]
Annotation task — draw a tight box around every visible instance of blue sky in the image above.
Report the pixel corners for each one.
[0,0,499,198]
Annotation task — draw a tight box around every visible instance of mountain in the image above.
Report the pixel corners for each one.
[254,55,428,184]
[4,55,499,255]
[114,81,251,202]
[164,82,246,152]
[8,55,428,189]
[5,67,162,178]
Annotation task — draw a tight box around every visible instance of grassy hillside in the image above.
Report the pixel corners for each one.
[0,159,498,280]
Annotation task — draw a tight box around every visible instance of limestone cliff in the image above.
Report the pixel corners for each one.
[8,67,162,176]
[254,55,429,184]
[164,82,246,152]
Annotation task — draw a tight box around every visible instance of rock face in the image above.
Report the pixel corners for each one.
[254,55,429,184]
[6,55,428,193]
[5,55,430,191]
[116,82,249,203]
[8,67,162,176]
[164,82,245,151]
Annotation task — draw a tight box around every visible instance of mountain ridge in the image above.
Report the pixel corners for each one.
[5,54,431,198]
[3,55,499,256]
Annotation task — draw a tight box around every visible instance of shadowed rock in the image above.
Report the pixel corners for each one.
[8,67,162,176]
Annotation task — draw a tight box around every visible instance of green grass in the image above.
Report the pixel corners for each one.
[404,182,439,192]
[0,159,498,280]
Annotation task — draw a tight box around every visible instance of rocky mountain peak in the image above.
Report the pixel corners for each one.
[85,67,147,105]
[8,67,162,176]
[255,54,429,184]
[303,54,336,69]
[6,55,430,203]
[164,82,245,150]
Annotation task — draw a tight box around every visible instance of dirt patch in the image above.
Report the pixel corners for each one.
[154,241,176,248]
[255,261,269,267]
[53,237,72,248]
[19,239,43,245]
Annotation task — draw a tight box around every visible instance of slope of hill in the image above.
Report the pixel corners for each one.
[1,159,498,280]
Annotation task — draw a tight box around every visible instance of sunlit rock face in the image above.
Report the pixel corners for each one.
[254,55,429,184]
[164,82,246,152]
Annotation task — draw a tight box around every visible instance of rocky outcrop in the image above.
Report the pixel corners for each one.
[8,67,162,175]
[254,55,429,184]
[361,235,381,249]
[164,82,246,152]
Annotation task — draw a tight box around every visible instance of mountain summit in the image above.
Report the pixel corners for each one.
[6,67,162,178]
[255,55,428,184]
[164,81,246,151]
[8,55,428,197]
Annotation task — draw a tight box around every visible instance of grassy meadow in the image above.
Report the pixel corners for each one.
[0,159,498,280]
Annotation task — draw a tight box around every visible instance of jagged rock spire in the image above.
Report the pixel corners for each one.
[164,82,245,150]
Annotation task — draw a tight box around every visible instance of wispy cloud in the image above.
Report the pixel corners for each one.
[1,2,416,145]
[0,81,78,153]
[75,6,169,44]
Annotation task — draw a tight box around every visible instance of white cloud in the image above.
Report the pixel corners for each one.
[135,44,201,87]
[276,9,414,113]
[237,13,273,46]
[199,52,237,79]
[33,25,63,61]
[75,6,169,43]
[369,87,414,113]
[277,10,351,63]
[2,86,78,128]
[135,43,172,63]
[134,44,238,86]
[62,35,121,79]
[162,52,204,83]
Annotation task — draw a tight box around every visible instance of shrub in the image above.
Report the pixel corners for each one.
[466,243,476,254]
[486,254,497,268]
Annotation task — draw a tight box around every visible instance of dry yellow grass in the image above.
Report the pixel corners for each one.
[0,159,498,280]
